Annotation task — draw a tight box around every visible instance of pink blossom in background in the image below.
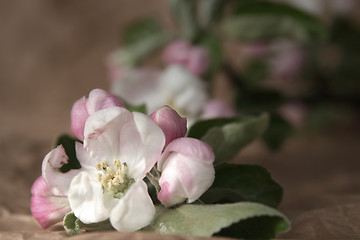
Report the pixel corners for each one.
[278,102,308,128]
[202,99,236,119]
[270,44,305,81]
[241,42,271,57]
[150,106,187,148]
[157,138,215,207]
[71,89,125,141]
[162,40,209,76]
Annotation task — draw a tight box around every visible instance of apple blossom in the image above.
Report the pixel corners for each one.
[157,138,215,207]
[111,64,209,126]
[67,107,165,231]
[150,106,187,147]
[162,40,209,76]
[202,99,236,119]
[71,89,125,141]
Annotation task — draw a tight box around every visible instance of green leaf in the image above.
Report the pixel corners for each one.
[197,0,225,28]
[116,33,171,67]
[168,0,198,40]
[55,135,81,173]
[236,88,285,112]
[201,164,283,208]
[263,113,295,151]
[194,33,223,80]
[145,202,290,238]
[123,18,162,46]
[123,101,147,114]
[222,1,327,43]
[63,212,113,235]
[187,113,269,164]
[63,212,81,235]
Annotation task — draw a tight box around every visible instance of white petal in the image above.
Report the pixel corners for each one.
[42,145,80,196]
[68,172,115,224]
[110,69,165,113]
[75,142,97,174]
[110,181,155,232]
[119,112,165,180]
[84,107,165,180]
[84,107,132,163]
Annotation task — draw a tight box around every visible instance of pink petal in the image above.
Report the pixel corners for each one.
[30,176,71,229]
[157,137,214,170]
[71,89,125,141]
[41,145,80,196]
[71,97,89,141]
[86,88,125,114]
[185,47,209,76]
[202,99,236,119]
[150,106,187,147]
[162,40,192,65]
[157,138,215,207]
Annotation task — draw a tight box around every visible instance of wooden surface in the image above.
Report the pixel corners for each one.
[0,1,359,239]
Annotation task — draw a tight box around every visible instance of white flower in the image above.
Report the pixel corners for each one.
[42,107,165,232]
[111,65,209,126]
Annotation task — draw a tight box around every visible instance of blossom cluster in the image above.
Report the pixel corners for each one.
[31,89,215,232]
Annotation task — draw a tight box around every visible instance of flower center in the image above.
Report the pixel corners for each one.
[96,160,134,198]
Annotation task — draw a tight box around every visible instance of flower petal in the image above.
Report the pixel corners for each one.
[31,176,71,229]
[119,112,165,179]
[158,137,214,170]
[150,106,187,147]
[75,142,97,174]
[71,97,89,141]
[110,181,155,232]
[202,99,236,119]
[157,138,215,207]
[84,107,132,164]
[84,107,165,180]
[41,145,80,196]
[68,171,115,224]
[110,69,164,113]
[86,88,125,114]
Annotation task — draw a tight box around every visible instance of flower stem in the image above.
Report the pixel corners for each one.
[146,172,161,194]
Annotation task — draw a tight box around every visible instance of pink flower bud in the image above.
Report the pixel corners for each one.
[157,138,215,207]
[162,40,209,76]
[31,176,71,229]
[202,99,236,119]
[150,106,187,147]
[71,89,125,141]
[162,40,192,65]
[186,47,209,76]
[241,42,271,57]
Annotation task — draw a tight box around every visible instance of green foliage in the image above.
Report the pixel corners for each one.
[55,135,81,173]
[201,164,283,208]
[123,18,162,46]
[123,100,147,114]
[63,212,81,235]
[194,32,223,79]
[121,18,171,66]
[168,0,198,40]
[145,202,290,238]
[187,113,269,165]
[222,1,327,43]
[263,113,295,151]
[236,88,286,112]
[63,212,113,235]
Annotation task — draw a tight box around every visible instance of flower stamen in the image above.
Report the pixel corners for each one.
[96,160,134,198]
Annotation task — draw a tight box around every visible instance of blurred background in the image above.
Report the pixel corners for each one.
[0,0,359,238]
